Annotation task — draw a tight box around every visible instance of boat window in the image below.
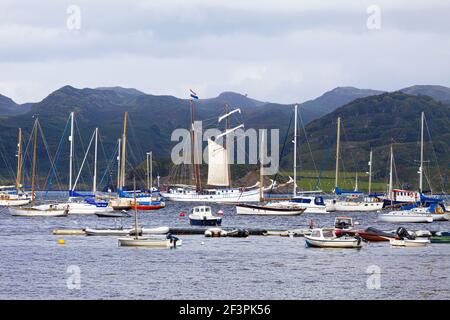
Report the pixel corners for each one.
[311,231,321,237]
[314,197,325,205]
[322,230,334,237]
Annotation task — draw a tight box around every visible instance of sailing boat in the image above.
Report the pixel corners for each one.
[118,177,181,248]
[260,105,328,213]
[160,99,260,203]
[9,118,68,217]
[0,128,31,206]
[325,117,383,212]
[35,113,113,215]
[236,128,305,216]
[110,113,165,210]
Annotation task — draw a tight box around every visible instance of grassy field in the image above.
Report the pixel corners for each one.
[277,169,388,193]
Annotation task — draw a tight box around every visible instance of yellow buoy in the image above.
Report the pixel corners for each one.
[58,239,65,245]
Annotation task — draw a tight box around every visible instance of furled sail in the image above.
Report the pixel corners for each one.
[207,139,229,186]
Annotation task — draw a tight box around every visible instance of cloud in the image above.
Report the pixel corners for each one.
[0,0,449,104]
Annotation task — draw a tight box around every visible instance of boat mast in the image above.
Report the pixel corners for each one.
[224,104,232,188]
[31,118,38,205]
[133,176,138,240]
[93,127,98,193]
[190,99,201,192]
[334,117,341,189]
[293,104,298,197]
[146,151,152,191]
[368,149,373,195]
[117,138,121,191]
[389,144,393,196]
[259,131,265,201]
[69,112,74,191]
[120,112,127,189]
[16,128,22,193]
[419,111,424,193]
[354,173,358,192]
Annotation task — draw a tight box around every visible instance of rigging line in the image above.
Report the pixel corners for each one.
[73,118,92,185]
[43,115,71,198]
[267,111,294,195]
[424,115,446,193]
[0,141,16,181]
[98,141,118,189]
[72,130,96,191]
[298,108,318,176]
[37,121,63,194]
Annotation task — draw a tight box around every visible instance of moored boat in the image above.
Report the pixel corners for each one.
[236,203,305,216]
[118,235,182,248]
[9,206,68,217]
[378,211,433,223]
[390,238,430,247]
[189,205,222,226]
[304,228,363,249]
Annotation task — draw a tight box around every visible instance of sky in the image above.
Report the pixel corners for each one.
[0,0,449,104]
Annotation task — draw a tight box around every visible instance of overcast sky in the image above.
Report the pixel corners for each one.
[1,0,449,104]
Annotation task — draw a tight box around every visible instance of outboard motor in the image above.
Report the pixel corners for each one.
[396,227,415,240]
[166,233,180,248]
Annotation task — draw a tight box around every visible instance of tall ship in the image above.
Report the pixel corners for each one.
[161,93,260,203]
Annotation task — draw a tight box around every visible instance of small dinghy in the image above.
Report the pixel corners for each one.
[305,228,363,249]
[430,231,450,243]
[205,227,227,237]
[390,238,430,247]
[118,234,182,248]
[378,211,433,223]
[189,205,222,226]
[95,210,131,218]
[141,226,170,235]
[390,227,430,247]
[236,203,305,216]
[85,227,138,236]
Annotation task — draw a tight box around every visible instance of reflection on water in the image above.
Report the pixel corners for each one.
[0,192,449,299]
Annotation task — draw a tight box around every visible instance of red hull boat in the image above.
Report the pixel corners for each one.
[335,227,398,242]
[131,204,166,210]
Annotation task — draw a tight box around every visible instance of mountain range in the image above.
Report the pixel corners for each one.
[0,84,449,192]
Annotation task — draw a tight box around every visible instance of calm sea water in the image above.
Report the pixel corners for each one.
[0,192,449,300]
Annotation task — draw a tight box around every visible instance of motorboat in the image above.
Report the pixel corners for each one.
[430,231,450,243]
[95,210,131,218]
[304,228,363,249]
[378,211,433,223]
[334,216,354,230]
[337,226,398,242]
[189,205,222,226]
[390,226,430,247]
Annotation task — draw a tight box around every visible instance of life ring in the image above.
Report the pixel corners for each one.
[409,192,414,198]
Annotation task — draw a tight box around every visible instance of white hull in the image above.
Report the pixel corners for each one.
[378,212,433,223]
[34,202,114,215]
[265,201,328,214]
[161,188,260,203]
[0,199,31,206]
[9,207,67,217]
[326,200,384,212]
[118,236,181,248]
[85,227,137,236]
[430,213,450,221]
[390,239,430,247]
[141,227,170,234]
[304,236,362,248]
[236,204,304,216]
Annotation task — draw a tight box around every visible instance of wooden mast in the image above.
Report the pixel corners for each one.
[16,128,22,192]
[190,100,201,192]
[31,118,38,205]
[120,112,127,189]
[334,117,341,190]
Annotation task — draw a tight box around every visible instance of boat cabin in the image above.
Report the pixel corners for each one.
[190,205,214,217]
[310,228,337,239]
[291,196,325,206]
[334,216,354,230]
